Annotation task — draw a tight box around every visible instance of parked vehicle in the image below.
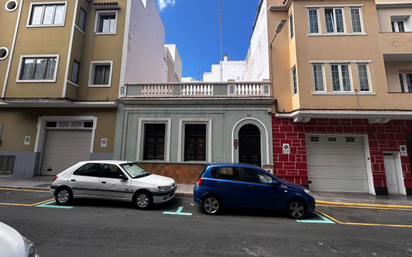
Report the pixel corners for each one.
[193,163,315,219]
[0,221,39,257]
[50,161,176,209]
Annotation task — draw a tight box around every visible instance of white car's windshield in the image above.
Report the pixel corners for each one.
[120,163,150,178]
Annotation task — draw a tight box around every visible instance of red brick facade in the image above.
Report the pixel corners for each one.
[272,116,412,192]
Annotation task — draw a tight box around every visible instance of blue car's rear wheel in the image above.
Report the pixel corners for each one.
[286,199,306,219]
[200,195,221,215]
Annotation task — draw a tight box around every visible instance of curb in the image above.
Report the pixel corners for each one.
[316,200,412,209]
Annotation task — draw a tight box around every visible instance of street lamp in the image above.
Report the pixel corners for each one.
[270,19,287,49]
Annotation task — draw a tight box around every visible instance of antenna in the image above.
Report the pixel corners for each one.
[198,67,201,81]
[219,0,223,82]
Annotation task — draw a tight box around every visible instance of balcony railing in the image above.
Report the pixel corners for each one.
[125,81,271,97]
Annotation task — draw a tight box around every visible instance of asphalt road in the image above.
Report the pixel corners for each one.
[1,188,412,257]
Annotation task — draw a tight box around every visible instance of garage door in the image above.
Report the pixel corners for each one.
[41,130,92,175]
[306,135,368,193]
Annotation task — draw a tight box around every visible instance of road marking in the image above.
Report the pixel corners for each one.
[297,211,335,224]
[0,188,49,193]
[35,200,73,209]
[317,203,412,211]
[163,206,192,216]
[0,198,55,207]
[316,200,412,209]
[316,210,412,228]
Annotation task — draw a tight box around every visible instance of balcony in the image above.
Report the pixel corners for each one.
[379,32,412,55]
[124,81,271,98]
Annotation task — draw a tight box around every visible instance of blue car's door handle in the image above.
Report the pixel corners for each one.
[248,185,254,188]
[217,182,223,184]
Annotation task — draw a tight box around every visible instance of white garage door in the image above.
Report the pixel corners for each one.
[306,135,368,193]
[41,130,92,175]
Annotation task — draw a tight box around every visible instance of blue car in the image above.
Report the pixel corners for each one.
[194,163,315,219]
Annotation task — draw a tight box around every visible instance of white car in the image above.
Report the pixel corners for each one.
[0,221,39,257]
[50,160,177,209]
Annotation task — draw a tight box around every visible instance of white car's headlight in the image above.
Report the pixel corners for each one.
[158,186,170,192]
[304,188,313,197]
[23,236,38,257]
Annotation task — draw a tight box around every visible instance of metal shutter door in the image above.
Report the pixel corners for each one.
[306,135,368,193]
[41,130,92,175]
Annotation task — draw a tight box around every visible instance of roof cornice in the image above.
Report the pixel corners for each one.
[376,2,412,8]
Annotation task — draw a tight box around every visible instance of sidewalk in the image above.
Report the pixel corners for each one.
[0,175,411,206]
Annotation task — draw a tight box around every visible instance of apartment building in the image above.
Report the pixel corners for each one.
[252,0,412,195]
[0,0,180,177]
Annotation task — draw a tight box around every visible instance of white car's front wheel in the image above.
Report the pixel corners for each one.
[133,191,152,210]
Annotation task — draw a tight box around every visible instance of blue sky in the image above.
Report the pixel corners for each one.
[155,0,260,80]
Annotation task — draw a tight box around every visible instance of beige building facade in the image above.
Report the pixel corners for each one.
[251,0,412,195]
[0,0,181,177]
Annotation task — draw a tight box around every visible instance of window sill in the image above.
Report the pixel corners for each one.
[27,24,65,28]
[312,92,376,95]
[16,79,56,83]
[88,84,111,88]
[75,25,85,35]
[67,80,79,87]
[94,32,117,35]
[308,32,367,37]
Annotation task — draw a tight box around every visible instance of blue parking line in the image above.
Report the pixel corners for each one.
[35,200,73,209]
[163,206,192,216]
[296,212,335,223]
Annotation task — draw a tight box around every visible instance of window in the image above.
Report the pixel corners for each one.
[89,61,112,87]
[217,167,240,181]
[5,0,18,12]
[184,124,206,161]
[242,168,272,184]
[399,73,412,93]
[289,13,294,39]
[18,56,58,82]
[95,11,117,34]
[350,8,362,33]
[73,163,100,177]
[78,8,87,32]
[325,8,344,33]
[144,124,165,160]
[346,137,355,142]
[310,136,319,142]
[71,60,80,84]
[0,47,9,61]
[101,164,123,178]
[28,3,66,26]
[331,64,351,91]
[392,20,405,32]
[291,66,297,95]
[308,9,319,33]
[357,64,370,91]
[312,64,324,91]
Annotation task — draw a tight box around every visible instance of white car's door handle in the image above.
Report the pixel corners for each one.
[71,179,76,182]
[101,181,106,184]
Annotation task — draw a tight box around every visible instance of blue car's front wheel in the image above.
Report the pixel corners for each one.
[285,199,306,219]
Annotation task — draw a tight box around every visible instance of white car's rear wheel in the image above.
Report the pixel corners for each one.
[55,188,72,205]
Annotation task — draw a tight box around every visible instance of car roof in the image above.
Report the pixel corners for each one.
[205,163,263,169]
[77,160,134,165]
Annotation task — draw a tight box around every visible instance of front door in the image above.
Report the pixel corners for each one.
[383,154,400,194]
[98,163,131,200]
[239,125,261,167]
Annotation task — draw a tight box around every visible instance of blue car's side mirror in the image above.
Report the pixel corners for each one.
[270,180,279,186]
